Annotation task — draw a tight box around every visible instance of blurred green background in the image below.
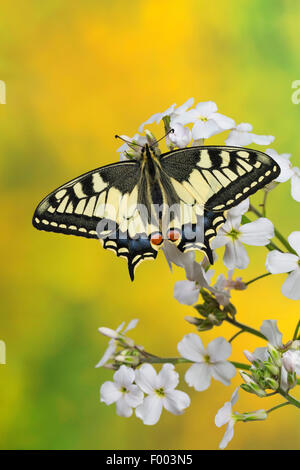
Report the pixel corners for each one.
[0,0,299,450]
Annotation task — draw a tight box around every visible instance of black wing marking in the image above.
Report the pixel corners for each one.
[32,160,156,280]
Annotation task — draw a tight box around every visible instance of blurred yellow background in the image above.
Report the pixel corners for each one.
[0,0,299,450]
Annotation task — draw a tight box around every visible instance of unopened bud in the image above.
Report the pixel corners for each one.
[264,377,279,390]
[243,350,255,363]
[263,362,279,377]
[98,327,119,339]
[287,371,297,389]
[185,316,200,326]
[239,410,267,422]
[267,344,282,367]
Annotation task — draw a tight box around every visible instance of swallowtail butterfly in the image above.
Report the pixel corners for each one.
[33,144,280,280]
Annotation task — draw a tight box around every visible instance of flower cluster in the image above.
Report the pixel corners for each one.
[97,98,300,450]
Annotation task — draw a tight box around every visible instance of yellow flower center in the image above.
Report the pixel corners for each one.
[155,387,165,397]
[228,228,240,241]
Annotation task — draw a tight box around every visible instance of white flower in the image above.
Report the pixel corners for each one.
[188,101,235,140]
[135,363,190,425]
[211,212,274,270]
[225,123,274,146]
[282,350,300,375]
[265,231,300,300]
[265,149,293,183]
[162,241,196,278]
[167,122,192,148]
[215,387,239,449]
[215,388,267,449]
[117,134,147,161]
[100,365,144,417]
[95,319,138,368]
[177,334,236,391]
[138,98,195,133]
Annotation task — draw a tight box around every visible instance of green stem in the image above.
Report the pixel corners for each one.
[261,191,268,217]
[229,330,244,343]
[267,402,290,414]
[278,389,300,409]
[246,272,272,286]
[293,320,300,341]
[140,355,250,371]
[249,204,297,254]
[225,316,266,340]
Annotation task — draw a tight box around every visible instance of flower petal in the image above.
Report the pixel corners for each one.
[252,134,275,145]
[219,420,235,449]
[185,363,211,391]
[215,401,232,427]
[173,280,199,305]
[125,385,144,408]
[135,363,156,394]
[177,333,205,362]
[95,341,115,368]
[288,231,300,257]
[228,198,249,217]
[163,390,191,414]
[123,318,139,333]
[260,320,283,348]
[192,119,221,140]
[291,169,300,202]
[266,149,293,183]
[225,130,253,146]
[100,381,122,405]
[281,269,300,300]
[253,347,268,362]
[223,241,249,270]
[113,365,135,388]
[195,101,218,117]
[135,395,163,425]
[157,364,179,391]
[207,337,232,362]
[212,112,235,130]
[230,387,239,406]
[266,251,298,274]
[239,218,274,246]
[211,362,236,386]
[116,396,133,418]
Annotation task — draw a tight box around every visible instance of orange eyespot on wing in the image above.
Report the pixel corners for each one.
[150,232,164,247]
[167,229,181,243]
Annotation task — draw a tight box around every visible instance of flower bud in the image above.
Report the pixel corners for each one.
[115,353,140,366]
[185,316,201,326]
[98,327,119,339]
[267,343,282,367]
[243,350,255,363]
[263,362,279,377]
[264,377,279,390]
[238,410,268,422]
[287,371,297,389]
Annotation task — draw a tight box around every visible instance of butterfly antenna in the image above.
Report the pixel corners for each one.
[115,135,144,148]
[152,128,174,146]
